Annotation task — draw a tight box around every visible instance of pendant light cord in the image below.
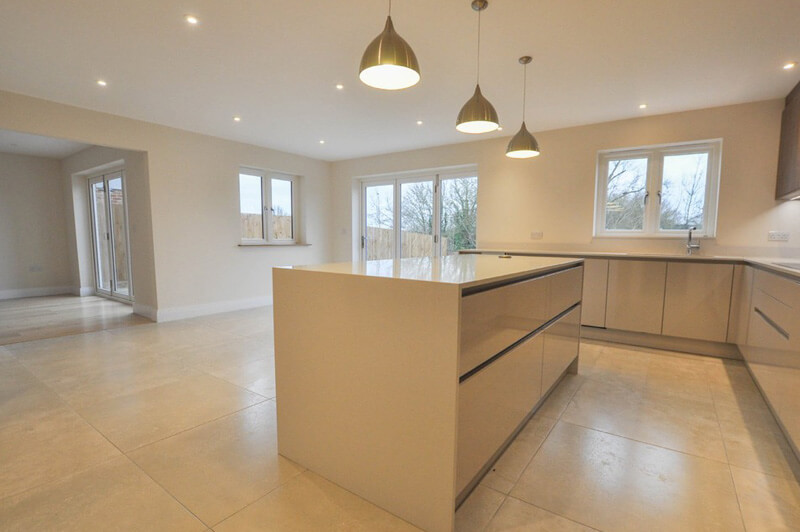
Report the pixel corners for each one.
[522,62,527,120]
[388,0,392,15]
[476,9,481,83]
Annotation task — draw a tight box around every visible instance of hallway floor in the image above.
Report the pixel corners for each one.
[1,307,799,530]
[0,295,149,346]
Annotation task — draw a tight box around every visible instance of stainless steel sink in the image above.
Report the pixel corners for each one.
[773,262,800,271]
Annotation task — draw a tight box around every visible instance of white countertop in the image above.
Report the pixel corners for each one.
[464,249,800,280]
[284,254,582,289]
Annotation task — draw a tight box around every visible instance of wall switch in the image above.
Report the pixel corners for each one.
[768,231,790,242]
[530,231,543,240]
[28,265,42,273]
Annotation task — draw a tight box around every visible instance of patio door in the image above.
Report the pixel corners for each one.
[89,171,133,301]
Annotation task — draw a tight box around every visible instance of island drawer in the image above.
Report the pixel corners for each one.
[459,266,583,376]
[456,333,544,496]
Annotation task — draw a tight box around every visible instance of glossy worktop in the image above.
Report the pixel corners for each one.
[284,254,582,289]
[463,249,800,281]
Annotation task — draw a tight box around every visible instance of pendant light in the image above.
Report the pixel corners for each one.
[456,0,499,134]
[359,0,420,90]
[506,56,540,158]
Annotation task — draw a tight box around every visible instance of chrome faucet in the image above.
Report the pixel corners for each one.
[687,227,700,255]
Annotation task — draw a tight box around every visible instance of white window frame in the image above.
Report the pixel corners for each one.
[358,165,478,260]
[594,139,722,238]
[239,167,299,245]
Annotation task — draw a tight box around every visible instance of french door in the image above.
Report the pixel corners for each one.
[361,170,478,260]
[89,171,133,301]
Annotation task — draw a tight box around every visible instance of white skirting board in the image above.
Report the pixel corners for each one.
[0,285,73,300]
[150,296,272,322]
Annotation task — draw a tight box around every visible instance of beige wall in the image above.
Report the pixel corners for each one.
[331,99,800,261]
[0,152,72,298]
[0,90,332,320]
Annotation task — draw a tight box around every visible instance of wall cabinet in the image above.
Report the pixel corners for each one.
[581,259,608,327]
[662,262,733,342]
[776,80,800,200]
[606,260,666,334]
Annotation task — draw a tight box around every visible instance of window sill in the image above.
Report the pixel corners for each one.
[593,234,715,240]
[238,242,311,247]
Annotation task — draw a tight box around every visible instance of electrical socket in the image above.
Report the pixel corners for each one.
[28,265,42,273]
[530,231,543,240]
[768,231,790,242]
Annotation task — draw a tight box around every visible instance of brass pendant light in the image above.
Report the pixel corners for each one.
[359,0,420,90]
[456,0,499,134]
[506,56,540,158]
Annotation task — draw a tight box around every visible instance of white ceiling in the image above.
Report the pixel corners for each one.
[1,0,799,161]
[0,129,89,159]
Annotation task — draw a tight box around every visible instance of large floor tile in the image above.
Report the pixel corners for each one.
[511,422,744,532]
[562,378,727,462]
[0,402,121,499]
[480,414,556,493]
[455,485,505,532]
[106,322,241,355]
[0,456,205,531]
[129,400,303,526]
[485,496,596,531]
[79,373,265,451]
[536,374,584,420]
[721,421,800,480]
[214,471,421,531]
[731,465,800,530]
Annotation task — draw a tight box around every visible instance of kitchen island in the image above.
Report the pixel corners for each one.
[272,254,583,532]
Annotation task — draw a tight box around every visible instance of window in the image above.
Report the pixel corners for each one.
[239,168,298,243]
[361,168,477,259]
[595,140,721,237]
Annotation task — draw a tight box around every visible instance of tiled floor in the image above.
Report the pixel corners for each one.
[1,308,799,531]
[0,295,149,345]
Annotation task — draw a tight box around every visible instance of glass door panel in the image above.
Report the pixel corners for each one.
[107,175,132,297]
[400,180,434,258]
[364,183,394,260]
[90,179,112,293]
[440,176,478,255]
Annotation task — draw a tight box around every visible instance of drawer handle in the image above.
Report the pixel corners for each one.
[754,307,791,340]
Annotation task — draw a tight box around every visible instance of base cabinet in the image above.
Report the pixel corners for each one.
[456,334,543,494]
[542,306,581,387]
[581,259,608,327]
[606,260,666,334]
[662,262,733,342]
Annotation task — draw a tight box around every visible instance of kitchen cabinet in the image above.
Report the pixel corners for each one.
[727,265,754,344]
[273,255,584,532]
[456,334,544,495]
[741,268,800,460]
[581,258,608,327]
[662,262,733,342]
[606,260,666,334]
[776,80,800,200]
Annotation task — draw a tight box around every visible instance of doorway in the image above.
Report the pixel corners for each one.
[88,170,133,301]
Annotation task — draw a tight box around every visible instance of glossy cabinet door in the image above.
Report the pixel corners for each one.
[542,306,581,392]
[662,262,734,342]
[605,260,667,334]
[459,275,549,376]
[743,269,800,459]
[727,265,754,345]
[581,259,608,327]
[456,333,544,495]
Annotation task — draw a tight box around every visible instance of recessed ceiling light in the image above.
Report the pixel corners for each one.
[416,120,423,125]
[336,84,344,90]
[97,80,107,87]
[233,116,242,122]
[639,104,648,109]
[319,140,325,144]
[784,62,797,70]
[185,14,199,25]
